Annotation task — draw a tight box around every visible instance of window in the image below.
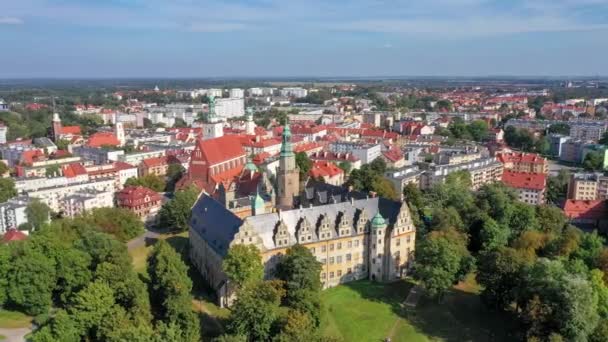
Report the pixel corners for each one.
[348,241,352,248]
[329,257,335,264]
[347,267,352,274]
[355,240,360,247]
[337,242,342,250]
[346,253,352,262]
[378,239,382,245]
[321,272,326,279]
[330,272,334,278]
[337,270,342,277]
[321,245,326,252]
[329,244,334,251]
[396,238,401,246]
[310,247,315,254]
[337,256,342,263]
[321,258,326,264]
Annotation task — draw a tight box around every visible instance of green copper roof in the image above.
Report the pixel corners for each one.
[371,212,386,228]
[253,192,264,209]
[280,123,293,157]
[245,159,258,172]
[207,96,217,122]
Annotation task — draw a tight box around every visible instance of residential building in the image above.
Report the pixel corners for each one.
[0,99,9,111]
[2,229,28,243]
[563,200,608,230]
[569,122,607,142]
[61,189,114,217]
[309,161,344,186]
[309,151,362,170]
[496,152,548,174]
[0,197,31,233]
[27,177,116,212]
[85,162,138,190]
[229,88,244,99]
[381,149,406,168]
[330,142,382,164]
[560,140,587,164]
[116,186,162,224]
[0,123,7,144]
[566,173,608,201]
[420,157,503,190]
[280,87,308,98]
[549,134,571,157]
[385,166,424,194]
[434,149,482,165]
[138,156,180,177]
[118,150,166,165]
[502,171,547,205]
[215,98,245,118]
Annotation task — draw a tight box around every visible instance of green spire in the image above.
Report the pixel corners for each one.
[371,212,386,228]
[208,96,217,122]
[246,107,253,119]
[245,155,258,172]
[280,123,293,157]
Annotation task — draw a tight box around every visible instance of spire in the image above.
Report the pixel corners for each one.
[246,107,253,120]
[208,96,218,123]
[280,122,293,157]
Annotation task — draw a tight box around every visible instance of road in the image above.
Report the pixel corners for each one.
[0,327,32,342]
[126,228,162,251]
[547,159,581,176]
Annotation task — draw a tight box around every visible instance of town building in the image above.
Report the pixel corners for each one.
[215,98,245,118]
[563,200,608,230]
[496,152,548,174]
[384,166,424,194]
[330,142,382,164]
[280,87,308,98]
[116,186,162,224]
[2,229,28,243]
[202,97,225,140]
[420,157,503,190]
[229,88,244,99]
[85,161,138,190]
[27,177,116,212]
[502,171,546,205]
[566,173,608,201]
[0,123,7,144]
[309,161,344,186]
[569,122,607,142]
[61,189,114,217]
[549,134,571,158]
[309,151,362,170]
[0,99,9,111]
[0,197,31,233]
[50,113,82,143]
[73,146,125,164]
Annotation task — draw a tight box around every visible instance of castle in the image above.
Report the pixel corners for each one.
[188,123,416,307]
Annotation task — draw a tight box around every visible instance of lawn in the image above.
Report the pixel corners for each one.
[0,309,32,329]
[128,231,189,273]
[320,275,520,342]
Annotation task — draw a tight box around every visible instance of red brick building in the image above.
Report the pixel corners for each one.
[116,186,162,224]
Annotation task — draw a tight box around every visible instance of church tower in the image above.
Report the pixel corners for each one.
[51,112,63,142]
[114,122,126,146]
[276,123,299,209]
[202,96,224,140]
[245,107,256,135]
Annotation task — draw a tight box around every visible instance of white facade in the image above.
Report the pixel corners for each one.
[215,98,245,118]
[229,88,244,98]
[0,125,7,144]
[206,89,224,98]
[570,122,607,142]
[0,197,30,233]
[115,122,126,146]
[118,150,166,165]
[280,87,308,98]
[73,146,125,165]
[0,144,41,167]
[330,142,382,164]
[62,189,114,217]
[27,178,116,212]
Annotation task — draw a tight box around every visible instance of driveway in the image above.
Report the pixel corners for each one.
[127,229,161,251]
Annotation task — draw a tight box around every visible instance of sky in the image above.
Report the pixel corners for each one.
[0,0,607,78]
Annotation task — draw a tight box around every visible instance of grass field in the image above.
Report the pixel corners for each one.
[0,309,32,329]
[128,231,189,273]
[320,275,520,342]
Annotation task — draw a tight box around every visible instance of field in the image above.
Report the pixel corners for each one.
[0,309,32,329]
[320,275,520,342]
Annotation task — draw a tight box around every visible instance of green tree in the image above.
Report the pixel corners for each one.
[25,198,51,230]
[371,177,398,200]
[548,123,570,135]
[228,280,285,341]
[8,247,57,315]
[583,151,605,171]
[223,244,264,289]
[165,163,186,192]
[69,280,115,336]
[125,174,166,192]
[30,309,81,342]
[546,170,570,204]
[296,152,313,178]
[478,216,510,251]
[477,247,528,310]
[274,309,317,342]
[0,162,9,175]
[0,177,17,202]
[80,207,144,241]
[158,186,199,232]
[147,240,200,342]
[535,205,567,235]
[337,161,352,175]
[509,202,539,240]
[414,229,471,301]
[467,120,489,141]
[0,245,10,306]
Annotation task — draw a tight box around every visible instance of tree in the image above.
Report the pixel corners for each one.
[467,120,489,141]
[8,247,57,315]
[25,198,51,230]
[165,163,186,192]
[158,186,199,232]
[274,309,317,342]
[477,247,527,310]
[546,170,570,204]
[30,309,81,342]
[69,280,115,335]
[0,177,17,202]
[0,162,9,175]
[583,151,605,171]
[0,245,10,306]
[478,216,510,251]
[125,174,166,192]
[548,123,570,135]
[223,244,264,289]
[337,161,352,175]
[296,152,312,178]
[228,280,285,341]
[371,177,398,200]
[414,229,471,300]
[509,202,539,240]
[600,131,608,145]
[535,205,567,235]
[147,240,200,342]
[80,207,144,241]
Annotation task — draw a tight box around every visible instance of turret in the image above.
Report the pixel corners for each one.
[369,212,387,282]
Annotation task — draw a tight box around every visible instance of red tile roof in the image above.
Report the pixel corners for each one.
[20,149,46,165]
[114,161,136,171]
[61,126,82,135]
[496,152,546,165]
[62,163,87,178]
[310,161,344,179]
[2,229,27,243]
[87,132,120,147]
[141,156,168,168]
[382,149,404,163]
[116,186,161,208]
[563,200,607,220]
[502,171,546,190]
[194,136,246,166]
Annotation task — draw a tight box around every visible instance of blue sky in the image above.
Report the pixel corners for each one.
[0,0,607,78]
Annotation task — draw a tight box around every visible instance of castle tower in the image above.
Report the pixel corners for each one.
[245,107,255,135]
[51,112,63,142]
[114,122,126,146]
[276,123,299,209]
[369,212,387,282]
[251,191,265,216]
[202,96,224,140]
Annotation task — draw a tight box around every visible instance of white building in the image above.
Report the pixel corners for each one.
[215,98,245,118]
[0,197,30,233]
[280,87,308,98]
[0,123,7,144]
[249,87,275,97]
[27,177,116,212]
[73,146,125,165]
[569,122,607,142]
[62,189,114,217]
[206,89,224,98]
[118,150,166,166]
[229,88,244,99]
[330,142,382,164]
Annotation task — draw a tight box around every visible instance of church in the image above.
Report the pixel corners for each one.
[188,121,417,307]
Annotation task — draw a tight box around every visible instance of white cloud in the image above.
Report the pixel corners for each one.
[0,17,23,25]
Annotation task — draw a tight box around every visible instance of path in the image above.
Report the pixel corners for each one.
[0,327,32,342]
[127,229,161,251]
[403,285,423,308]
